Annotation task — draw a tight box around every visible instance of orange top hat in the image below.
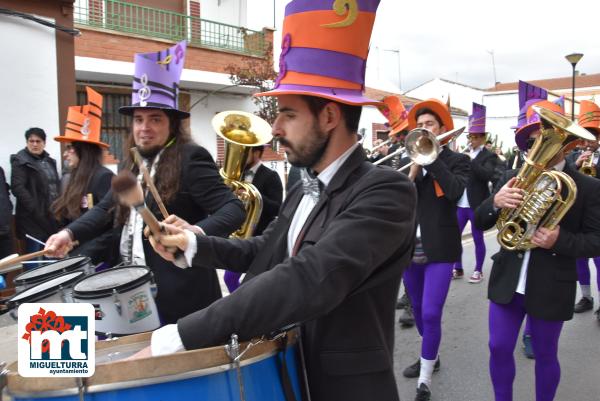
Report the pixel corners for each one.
[378,96,409,136]
[407,99,454,131]
[55,87,109,149]
[578,100,600,137]
[255,0,382,107]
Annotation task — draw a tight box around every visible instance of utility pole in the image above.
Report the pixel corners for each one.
[487,50,497,87]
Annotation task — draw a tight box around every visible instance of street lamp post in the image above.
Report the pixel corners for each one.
[565,53,584,121]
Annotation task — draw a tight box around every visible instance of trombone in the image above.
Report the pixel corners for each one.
[374,126,466,171]
[364,138,392,157]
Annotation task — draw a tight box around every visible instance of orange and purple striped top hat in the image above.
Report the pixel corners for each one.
[256,0,382,107]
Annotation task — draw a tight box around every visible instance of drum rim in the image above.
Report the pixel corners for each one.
[72,266,152,299]
[7,348,284,398]
[7,271,85,306]
[14,256,91,286]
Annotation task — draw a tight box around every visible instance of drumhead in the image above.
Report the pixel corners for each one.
[73,266,152,299]
[9,271,84,305]
[14,256,90,286]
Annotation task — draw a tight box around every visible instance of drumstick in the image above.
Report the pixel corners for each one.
[0,249,50,269]
[111,171,187,251]
[130,147,169,219]
[112,170,163,237]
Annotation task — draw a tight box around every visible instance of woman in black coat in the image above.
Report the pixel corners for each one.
[51,141,114,264]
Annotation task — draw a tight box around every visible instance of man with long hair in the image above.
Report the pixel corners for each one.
[46,42,245,324]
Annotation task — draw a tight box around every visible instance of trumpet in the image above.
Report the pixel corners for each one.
[496,105,596,251]
[580,147,598,176]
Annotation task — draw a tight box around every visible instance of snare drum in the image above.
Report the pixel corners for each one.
[3,331,302,401]
[5,271,85,319]
[14,256,93,293]
[72,266,160,336]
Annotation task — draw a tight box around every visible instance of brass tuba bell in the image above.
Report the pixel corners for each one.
[212,111,273,238]
[496,105,596,251]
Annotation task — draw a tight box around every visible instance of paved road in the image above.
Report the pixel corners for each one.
[393,231,600,401]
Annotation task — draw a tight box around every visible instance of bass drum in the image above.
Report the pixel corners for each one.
[3,330,302,401]
[72,266,160,336]
[13,256,93,293]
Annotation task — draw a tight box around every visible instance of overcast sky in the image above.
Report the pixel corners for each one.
[269,0,600,93]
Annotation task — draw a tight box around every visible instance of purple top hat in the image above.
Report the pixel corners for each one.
[468,103,486,134]
[511,80,548,130]
[254,0,382,107]
[119,40,189,118]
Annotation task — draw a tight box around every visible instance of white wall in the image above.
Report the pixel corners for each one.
[200,0,275,31]
[0,14,61,178]
[405,78,484,113]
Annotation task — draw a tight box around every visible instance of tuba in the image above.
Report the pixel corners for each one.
[496,105,596,251]
[212,111,273,238]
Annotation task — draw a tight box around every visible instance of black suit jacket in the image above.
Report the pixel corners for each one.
[474,163,600,321]
[250,164,283,236]
[399,148,470,262]
[466,148,498,208]
[177,147,417,401]
[68,166,114,264]
[67,142,246,324]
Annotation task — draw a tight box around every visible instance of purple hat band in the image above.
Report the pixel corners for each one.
[266,83,380,105]
[285,47,366,85]
[130,41,186,111]
[286,0,379,15]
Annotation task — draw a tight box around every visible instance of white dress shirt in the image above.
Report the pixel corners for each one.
[457,146,483,208]
[151,143,360,356]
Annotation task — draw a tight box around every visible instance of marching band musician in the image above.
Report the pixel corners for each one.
[45,41,245,324]
[452,103,499,283]
[50,87,114,265]
[129,2,417,400]
[398,99,470,401]
[474,98,600,401]
[567,100,600,319]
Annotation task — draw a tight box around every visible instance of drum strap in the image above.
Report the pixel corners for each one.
[277,335,298,401]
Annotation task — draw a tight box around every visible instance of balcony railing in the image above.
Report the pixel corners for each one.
[73,0,266,57]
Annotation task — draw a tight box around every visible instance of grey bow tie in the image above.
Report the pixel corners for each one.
[300,168,322,202]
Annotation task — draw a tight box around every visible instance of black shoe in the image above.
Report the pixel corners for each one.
[402,358,441,378]
[522,334,534,359]
[574,297,594,313]
[399,305,415,327]
[595,308,600,323]
[396,293,409,310]
[415,383,431,401]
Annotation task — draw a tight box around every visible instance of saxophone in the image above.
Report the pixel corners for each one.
[212,111,273,238]
[496,106,596,251]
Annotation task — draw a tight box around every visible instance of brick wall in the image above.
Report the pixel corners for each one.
[75,27,274,75]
